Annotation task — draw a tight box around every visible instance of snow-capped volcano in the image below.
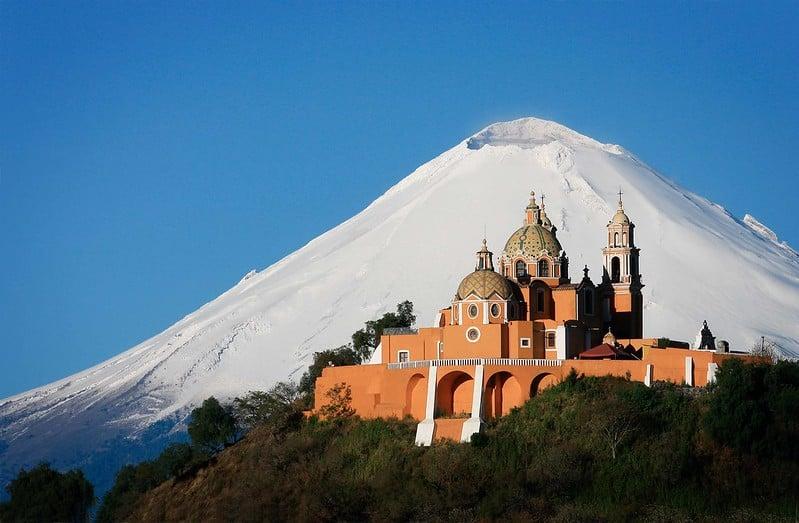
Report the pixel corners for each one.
[2,117,798,493]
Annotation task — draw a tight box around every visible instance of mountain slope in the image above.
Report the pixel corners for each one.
[2,117,798,493]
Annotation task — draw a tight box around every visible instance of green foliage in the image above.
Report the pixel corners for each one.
[128,364,799,521]
[233,382,304,435]
[187,396,239,453]
[0,463,94,523]
[318,382,355,419]
[97,442,200,522]
[351,300,415,362]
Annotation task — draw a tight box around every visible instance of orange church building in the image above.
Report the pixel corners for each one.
[313,191,752,444]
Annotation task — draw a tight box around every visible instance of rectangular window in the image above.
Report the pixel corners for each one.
[520,338,531,348]
[397,350,409,363]
[545,332,556,349]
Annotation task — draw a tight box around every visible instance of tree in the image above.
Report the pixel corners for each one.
[351,301,415,362]
[234,381,304,435]
[188,397,239,453]
[751,337,779,364]
[0,463,94,523]
[599,397,639,460]
[299,301,416,398]
[318,382,355,419]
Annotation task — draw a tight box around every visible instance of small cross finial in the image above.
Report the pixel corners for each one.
[540,192,546,208]
[618,188,624,208]
[583,265,589,278]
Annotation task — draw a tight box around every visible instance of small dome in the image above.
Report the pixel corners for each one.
[603,329,617,346]
[456,270,515,300]
[611,209,631,225]
[503,224,562,258]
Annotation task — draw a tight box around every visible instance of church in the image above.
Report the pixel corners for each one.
[313,190,752,445]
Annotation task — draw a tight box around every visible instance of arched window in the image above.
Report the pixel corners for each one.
[584,288,594,315]
[536,288,545,313]
[538,259,549,277]
[515,260,527,278]
[614,232,619,247]
[622,232,627,246]
[611,257,621,283]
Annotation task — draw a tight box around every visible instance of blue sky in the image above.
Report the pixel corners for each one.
[1,2,797,397]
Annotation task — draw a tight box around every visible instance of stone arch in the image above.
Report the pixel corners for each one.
[484,371,523,419]
[436,370,474,417]
[404,373,427,419]
[531,373,558,396]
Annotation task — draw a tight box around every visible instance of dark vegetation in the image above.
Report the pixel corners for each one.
[0,463,94,522]
[93,302,415,522]
[123,358,797,521]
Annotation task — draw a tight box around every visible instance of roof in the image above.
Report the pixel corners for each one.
[578,343,636,360]
[503,224,562,259]
[456,270,516,300]
[611,208,631,225]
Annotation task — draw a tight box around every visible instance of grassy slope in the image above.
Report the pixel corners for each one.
[130,376,797,522]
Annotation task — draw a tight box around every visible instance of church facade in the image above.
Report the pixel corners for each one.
[313,191,751,445]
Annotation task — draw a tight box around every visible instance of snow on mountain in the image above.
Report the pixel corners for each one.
[2,117,798,493]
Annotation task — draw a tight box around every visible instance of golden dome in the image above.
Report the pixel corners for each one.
[503,224,562,258]
[456,270,515,300]
[611,209,631,225]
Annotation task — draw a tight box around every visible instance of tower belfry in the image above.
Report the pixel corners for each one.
[602,189,639,285]
[600,189,643,338]
[475,238,495,271]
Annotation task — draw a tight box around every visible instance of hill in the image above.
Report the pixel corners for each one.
[123,360,799,521]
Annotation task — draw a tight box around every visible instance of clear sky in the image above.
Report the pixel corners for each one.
[1,2,797,398]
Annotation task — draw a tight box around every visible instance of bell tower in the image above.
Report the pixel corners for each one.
[601,190,643,339]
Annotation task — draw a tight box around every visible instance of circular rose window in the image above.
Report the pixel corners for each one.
[490,303,501,317]
[466,327,481,342]
[468,304,479,319]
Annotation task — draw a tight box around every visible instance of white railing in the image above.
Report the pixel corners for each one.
[387,358,564,370]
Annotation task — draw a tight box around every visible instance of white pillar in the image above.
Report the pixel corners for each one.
[684,357,694,387]
[644,364,653,387]
[415,365,438,446]
[555,326,567,359]
[706,362,719,385]
[483,301,489,325]
[461,364,484,442]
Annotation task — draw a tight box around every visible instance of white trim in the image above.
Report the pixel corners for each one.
[482,301,489,324]
[415,365,438,446]
[458,302,463,325]
[685,357,694,386]
[388,358,565,369]
[466,327,481,343]
[461,364,485,442]
[707,362,719,385]
[554,327,566,360]
[520,337,531,348]
[397,350,410,363]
